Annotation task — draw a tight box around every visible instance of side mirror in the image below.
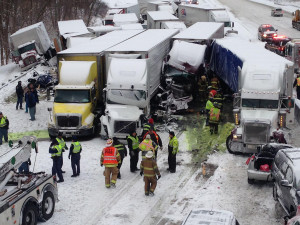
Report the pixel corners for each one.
[8,140,13,147]
[48,107,52,112]
[280,180,292,188]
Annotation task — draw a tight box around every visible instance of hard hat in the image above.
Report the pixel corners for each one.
[146,134,151,139]
[145,151,154,158]
[148,118,154,124]
[106,139,113,147]
[201,75,206,81]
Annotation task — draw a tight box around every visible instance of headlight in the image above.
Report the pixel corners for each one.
[233,134,242,139]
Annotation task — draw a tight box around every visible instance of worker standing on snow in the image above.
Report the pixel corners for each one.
[198,75,208,102]
[143,129,163,160]
[100,139,121,188]
[209,103,221,135]
[293,73,300,100]
[68,136,82,177]
[140,151,161,196]
[0,112,9,145]
[168,131,179,173]
[127,130,140,172]
[205,97,214,126]
[142,118,155,137]
[16,81,24,110]
[113,137,127,179]
[49,139,64,183]
[139,134,156,160]
[56,132,68,173]
[210,75,220,90]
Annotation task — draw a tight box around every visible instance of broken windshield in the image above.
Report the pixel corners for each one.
[54,90,90,103]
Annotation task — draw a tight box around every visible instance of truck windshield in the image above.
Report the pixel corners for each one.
[18,43,36,55]
[242,98,278,109]
[262,27,275,32]
[54,90,90,103]
[224,22,231,27]
[108,90,146,103]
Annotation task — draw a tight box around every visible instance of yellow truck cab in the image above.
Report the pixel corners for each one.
[48,61,99,137]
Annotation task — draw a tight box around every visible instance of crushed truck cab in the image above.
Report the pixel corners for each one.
[48,61,99,137]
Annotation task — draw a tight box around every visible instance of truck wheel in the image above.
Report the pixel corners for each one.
[22,202,38,225]
[41,192,55,220]
[248,178,254,184]
[226,135,235,154]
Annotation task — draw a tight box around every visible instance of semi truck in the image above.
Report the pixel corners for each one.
[10,22,55,71]
[292,9,300,30]
[147,1,177,14]
[101,29,179,139]
[103,3,140,26]
[0,136,58,225]
[48,30,144,138]
[178,3,236,34]
[209,37,295,154]
[147,11,179,29]
[285,39,300,72]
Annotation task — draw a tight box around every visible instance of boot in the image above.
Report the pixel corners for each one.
[149,191,154,196]
[117,173,121,179]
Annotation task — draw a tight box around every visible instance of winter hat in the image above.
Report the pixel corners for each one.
[146,134,151,139]
[169,131,175,137]
[148,118,154,124]
[146,151,154,158]
[106,139,113,147]
[113,137,118,143]
[0,112,2,115]
[72,136,77,141]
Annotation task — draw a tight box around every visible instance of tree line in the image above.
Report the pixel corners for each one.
[0,0,108,65]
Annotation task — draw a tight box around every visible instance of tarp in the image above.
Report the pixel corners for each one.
[209,41,243,92]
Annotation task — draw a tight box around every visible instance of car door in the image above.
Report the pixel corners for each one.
[285,166,297,213]
[278,161,288,206]
[281,165,295,212]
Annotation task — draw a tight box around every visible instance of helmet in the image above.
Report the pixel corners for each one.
[145,151,154,158]
[146,134,151,139]
[201,75,206,81]
[148,118,154,124]
[106,139,113,147]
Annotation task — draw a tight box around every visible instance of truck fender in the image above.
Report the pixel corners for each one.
[42,183,58,203]
[100,115,109,138]
[20,196,39,222]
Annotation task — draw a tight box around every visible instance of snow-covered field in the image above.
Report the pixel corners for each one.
[1,0,300,224]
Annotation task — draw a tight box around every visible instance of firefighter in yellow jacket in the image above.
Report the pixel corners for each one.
[140,151,161,196]
[139,134,156,160]
[100,139,121,188]
[209,103,221,135]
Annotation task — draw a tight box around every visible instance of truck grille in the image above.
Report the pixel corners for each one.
[23,56,36,66]
[114,121,136,134]
[243,122,270,144]
[56,115,80,128]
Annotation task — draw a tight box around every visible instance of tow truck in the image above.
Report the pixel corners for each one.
[0,136,58,225]
[265,35,291,56]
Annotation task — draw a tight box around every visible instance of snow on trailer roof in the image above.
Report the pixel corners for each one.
[215,37,293,66]
[163,21,187,30]
[147,11,178,20]
[58,20,89,37]
[180,2,225,10]
[173,22,224,40]
[106,29,178,52]
[58,30,144,55]
[11,22,44,36]
[121,23,143,30]
[113,13,138,24]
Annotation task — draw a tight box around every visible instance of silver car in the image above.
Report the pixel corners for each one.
[247,143,293,184]
[271,8,283,17]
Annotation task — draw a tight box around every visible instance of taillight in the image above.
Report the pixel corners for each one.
[246,155,255,165]
[234,112,239,125]
[273,33,277,37]
[279,112,286,128]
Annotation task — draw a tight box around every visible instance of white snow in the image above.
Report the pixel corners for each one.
[121,23,144,30]
[173,22,224,40]
[66,37,92,49]
[58,30,144,54]
[103,0,138,8]
[158,5,175,14]
[58,20,90,38]
[113,13,139,26]
[147,11,178,20]
[107,29,178,52]
[162,21,187,30]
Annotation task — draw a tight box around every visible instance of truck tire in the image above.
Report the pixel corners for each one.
[273,184,278,201]
[226,135,235,154]
[248,178,254,184]
[41,191,55,220]
[22,202,38,225]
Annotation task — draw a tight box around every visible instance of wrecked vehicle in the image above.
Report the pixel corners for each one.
[246,143,293,184]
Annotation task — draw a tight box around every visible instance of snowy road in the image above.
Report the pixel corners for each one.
[219,0,300,39]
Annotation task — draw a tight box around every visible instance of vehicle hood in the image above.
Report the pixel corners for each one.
[106,104,143,121]
[263,30,276,35]
[53,102,92,116]
[241,110,278,131]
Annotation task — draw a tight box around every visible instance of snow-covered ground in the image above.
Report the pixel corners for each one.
[0,0,300,224]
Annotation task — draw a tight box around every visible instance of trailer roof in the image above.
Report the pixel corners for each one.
[215,37,293,66]
[106,29,178,52]
[179,2,225,10]
[147,11,178,20]
[173,22,223,40]
[162,21,187,30]
[58,20,90,38]
[113,13,139,24]
[121,23,144,30]
[58,30,144,55]
[104,1,137,8]
[11,22,44,37]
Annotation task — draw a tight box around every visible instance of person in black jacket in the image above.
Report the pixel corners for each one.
[68,136,82,177]
[0,112,9,145]
[16,81,24,110]
[27,85,39,121]
[113,137,127,179]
